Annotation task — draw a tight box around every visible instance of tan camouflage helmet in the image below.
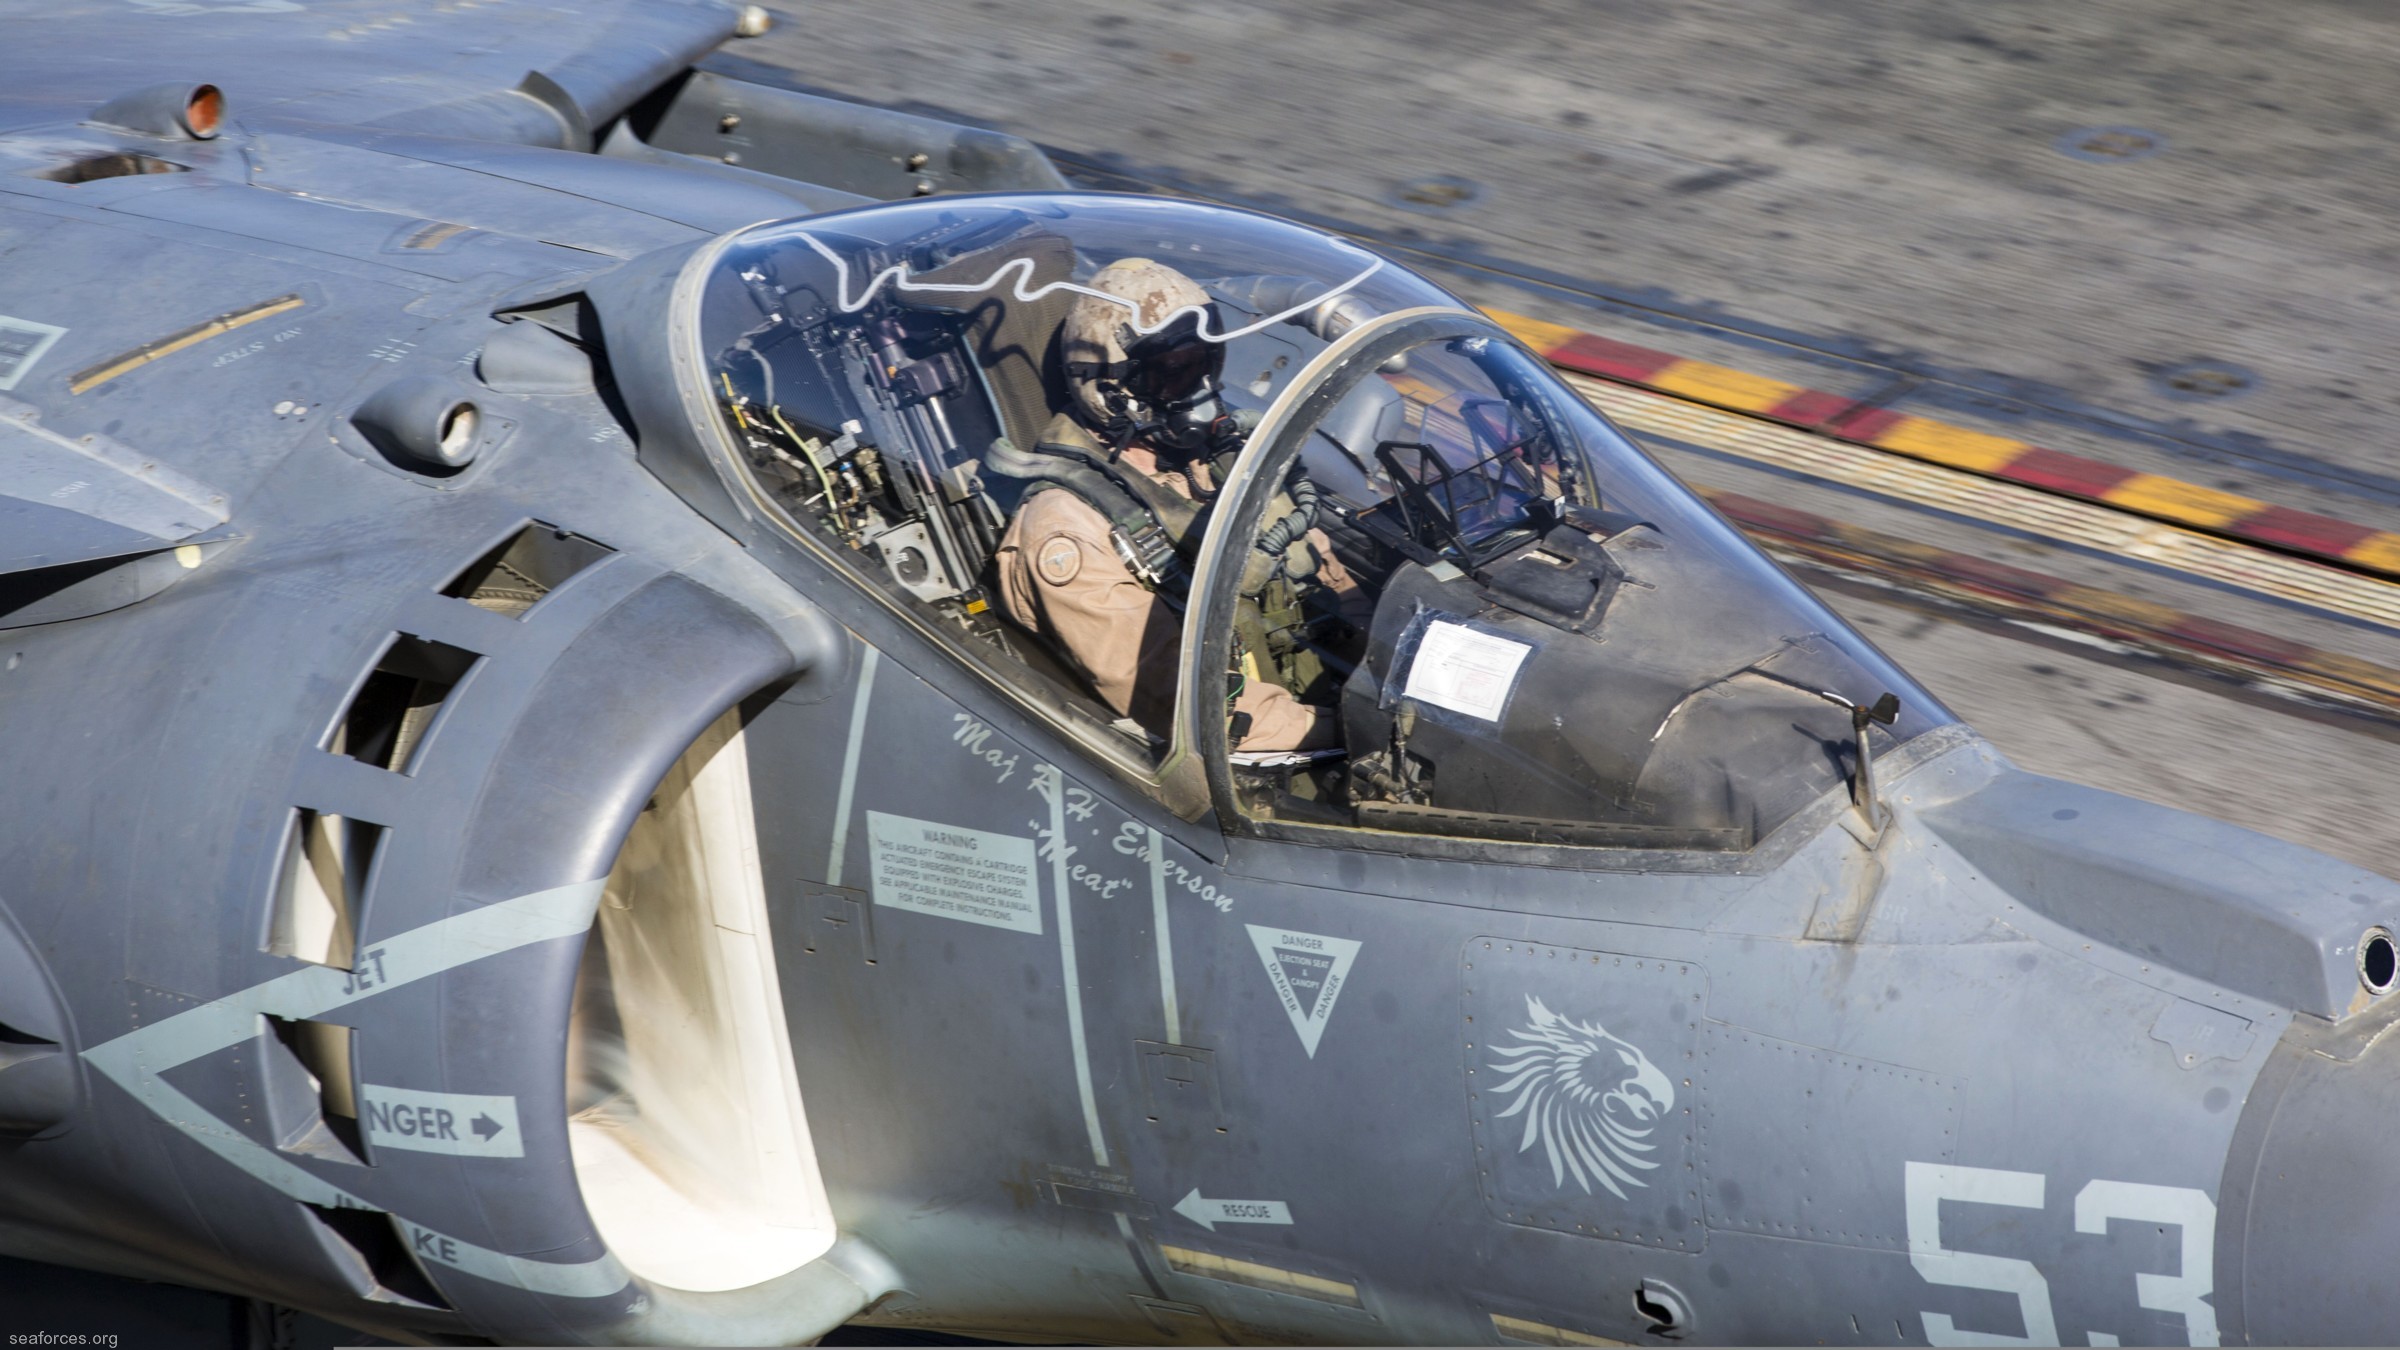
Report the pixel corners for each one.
[1059,257,1221,428]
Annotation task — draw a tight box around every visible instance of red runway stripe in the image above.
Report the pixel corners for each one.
[1486,306,2400,582]
[2001,448,2141,498]
[2236,505,2379,556]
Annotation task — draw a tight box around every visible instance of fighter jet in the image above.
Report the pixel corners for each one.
[0,2,2393,1346]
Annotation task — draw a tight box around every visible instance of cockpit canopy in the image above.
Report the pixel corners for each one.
[697,194,1452,484]
[687,193,1950,852]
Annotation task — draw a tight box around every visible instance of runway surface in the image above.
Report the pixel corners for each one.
[737,0,2400,876]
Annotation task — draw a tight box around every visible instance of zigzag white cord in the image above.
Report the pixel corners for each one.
[790,229,1386,344]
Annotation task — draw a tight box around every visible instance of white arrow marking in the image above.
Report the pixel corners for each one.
[1173,1188,1294,1233]
[358,1084,523,1158]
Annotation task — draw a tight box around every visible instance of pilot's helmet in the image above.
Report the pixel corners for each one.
[1060,257,1227,453]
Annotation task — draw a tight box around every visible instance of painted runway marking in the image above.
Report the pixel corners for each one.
[1565,370,2400,629]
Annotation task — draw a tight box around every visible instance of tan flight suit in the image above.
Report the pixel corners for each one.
[996,443,1354,752]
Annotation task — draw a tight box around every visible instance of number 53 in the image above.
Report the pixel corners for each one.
[1905,1161,2218,1347]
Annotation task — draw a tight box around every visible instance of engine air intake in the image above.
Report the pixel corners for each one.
[442,523,612,618]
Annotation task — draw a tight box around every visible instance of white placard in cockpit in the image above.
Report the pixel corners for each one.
[1402,621,1533,722]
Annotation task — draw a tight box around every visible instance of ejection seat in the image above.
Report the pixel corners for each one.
[900,232,1150,729]
[903,229,1081,462]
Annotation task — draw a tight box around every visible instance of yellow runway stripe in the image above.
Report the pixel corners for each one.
[1483,309,1584,353]
[1646,359,1802,413]
[1866,416,2031,475]
[1561,371,2400,630]
[1490,304,2400,586]
[2344,533,2400,573]
[2296,650,2400,701]
[2047,585,2188,631]
[2102,474,2265,531]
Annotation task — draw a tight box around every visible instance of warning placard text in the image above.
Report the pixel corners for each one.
[867,810,1043,935]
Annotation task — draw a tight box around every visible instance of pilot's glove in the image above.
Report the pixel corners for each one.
[1300,527,1374,628]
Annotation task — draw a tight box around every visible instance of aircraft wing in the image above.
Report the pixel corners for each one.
[1,0,741,149]
[0,3,1074,1342]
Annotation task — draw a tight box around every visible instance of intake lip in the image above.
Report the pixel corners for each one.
[351,375,487,474]
[88,81,224,141]
[2216,1000,2400,1344]
[2360,927,2396,996]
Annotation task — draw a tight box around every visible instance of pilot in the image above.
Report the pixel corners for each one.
[993,258,1361,751]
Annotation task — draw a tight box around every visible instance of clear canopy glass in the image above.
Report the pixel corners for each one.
[1224,320,1953,848]
[696,194,1457,562]
[691,193,1951,850]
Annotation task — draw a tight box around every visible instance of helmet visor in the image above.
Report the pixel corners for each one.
[1122,312,1226,410]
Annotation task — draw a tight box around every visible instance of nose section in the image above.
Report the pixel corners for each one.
[1918,766,2400,1019]
[2219,1006,2400,1344]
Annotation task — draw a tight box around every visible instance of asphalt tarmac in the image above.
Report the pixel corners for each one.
[737,0,2400,525]
[739,0,2400,878]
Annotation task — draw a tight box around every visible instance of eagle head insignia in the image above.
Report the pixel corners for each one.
[1486,994,1676,1199]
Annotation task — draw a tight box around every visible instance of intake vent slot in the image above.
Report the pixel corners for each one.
[0,545,221,632]
[300,1204,451,1309]
[33,152,188,184]
[0,1020,56,1052]
[396,219,474,252]
[267,809,382,970]
[331,634,479,773]
[264,1014,364,1166]
[0,918,72,1139]
[441,523,611,618]
[0,1029,71,1138]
